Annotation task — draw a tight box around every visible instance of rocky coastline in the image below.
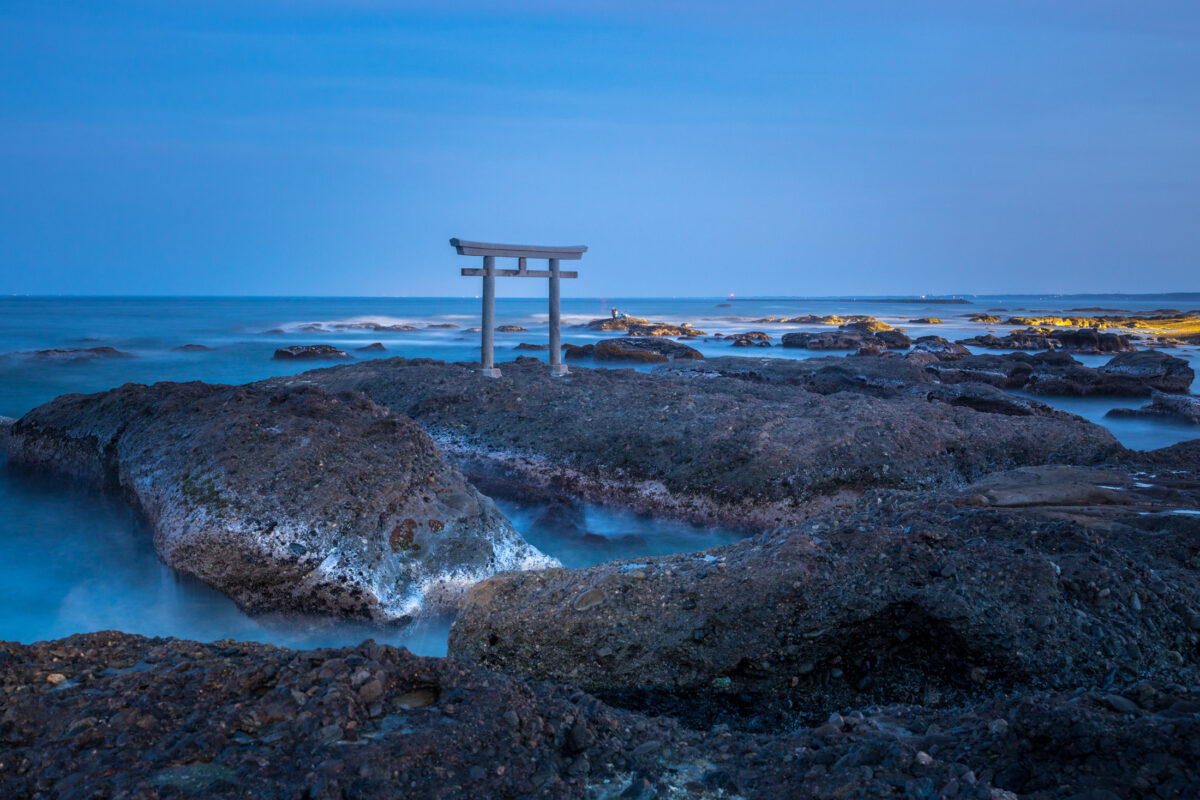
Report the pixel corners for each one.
[3,341,1199,798]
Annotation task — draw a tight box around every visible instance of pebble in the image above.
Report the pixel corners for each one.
[46,673,67,686]
[573,588,605,612]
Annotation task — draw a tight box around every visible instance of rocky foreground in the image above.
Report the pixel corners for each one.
[4,631,1200,799]
[3,353,1200,798]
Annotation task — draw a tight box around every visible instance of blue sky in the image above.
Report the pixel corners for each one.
[1,1,1197,296]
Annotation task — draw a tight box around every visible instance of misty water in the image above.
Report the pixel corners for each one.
[1,295,1197,652]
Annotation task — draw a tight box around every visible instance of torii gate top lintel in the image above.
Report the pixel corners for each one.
[449,238,587,260]
[450,237,588,378]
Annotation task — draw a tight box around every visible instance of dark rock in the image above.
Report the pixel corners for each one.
[1099,350,1193,393]
[7,381,552,619]
[298,356,1119,528]
[595,338,703,362]
[908,318,943,324]
[171,344,211,352]
[928,351,1189,397]
[0,415,13,450]
[451,463,1200,732]
[1107,392,1200,425]
[562,343,596,360]
[514,343,549,351]
[273,345,353,361]
[496,325,527,333]
[23,346,135,361]
[911,336,971,360]
[356,342,387,352]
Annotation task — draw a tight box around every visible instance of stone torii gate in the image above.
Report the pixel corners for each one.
[450,238,587,377]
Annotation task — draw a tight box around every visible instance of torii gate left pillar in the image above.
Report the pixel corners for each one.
[450,238,587,378]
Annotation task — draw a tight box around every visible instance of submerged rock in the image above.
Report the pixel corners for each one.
[450,462,1200,732]
[273,345,354,361]
[171,343,211,352]
[356,342,387,352]
[21,346,134,361]
[6,382,553,620]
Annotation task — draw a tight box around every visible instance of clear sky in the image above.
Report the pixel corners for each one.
[1,1,1197,297]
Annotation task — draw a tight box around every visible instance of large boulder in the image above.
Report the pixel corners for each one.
[450,463,1200,731]
[6,382,552,620]
[295,357,1120,528]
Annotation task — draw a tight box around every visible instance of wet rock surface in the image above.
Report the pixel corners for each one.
[594,337,704,362]
[927,350,1194,396]
[272,345,353,361]
[296,356,1120,528]
[6,381,551,620]
[450,460,1200,732]
[1108,392,1200,425]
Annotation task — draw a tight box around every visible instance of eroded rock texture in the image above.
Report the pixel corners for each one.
[7,382,551,620]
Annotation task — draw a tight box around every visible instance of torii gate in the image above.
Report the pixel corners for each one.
[450,238,587,378]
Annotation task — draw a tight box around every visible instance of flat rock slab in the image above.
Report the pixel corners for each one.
[449,461,1200,733]
[292,356,1122,528]
[3,632,1198,799]
[7,382,552,620]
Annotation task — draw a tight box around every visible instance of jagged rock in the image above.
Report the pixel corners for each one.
[273,345,353,361]
[356,342,387,352]
[781,330,868,350]
[450,463,1200,731]
[594,338,703,362]
[1107,392,1200,425]
[6,382,552,620]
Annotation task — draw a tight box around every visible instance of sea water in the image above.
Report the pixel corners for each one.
[1,294,1197,651]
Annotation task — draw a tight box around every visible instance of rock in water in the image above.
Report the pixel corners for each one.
[0,415,13,450]
[594,337,703,362]
[6,382,554,620]
[273,345,354,361]
[1099,350,1194,393]
[1107,391,1200,424]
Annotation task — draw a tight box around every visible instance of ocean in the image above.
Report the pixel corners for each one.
[1,294,1197,653]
